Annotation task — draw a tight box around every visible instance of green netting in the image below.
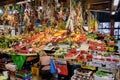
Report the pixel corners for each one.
[11,55,26,71]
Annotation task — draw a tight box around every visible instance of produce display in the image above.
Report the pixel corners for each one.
[0,29,118,56]
[71,68,93,80]
[89,40,106,52]
[94,71,115,80]
[0,0,120,80]
[77,50,93,62]
[0,28,118,80]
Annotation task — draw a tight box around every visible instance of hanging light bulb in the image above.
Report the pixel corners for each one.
[111,11,115,15]
[39,6,43,10]
[8,10,13,15]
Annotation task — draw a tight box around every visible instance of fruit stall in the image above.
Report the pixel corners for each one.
[0,0,120,80]
[0,27,120,80]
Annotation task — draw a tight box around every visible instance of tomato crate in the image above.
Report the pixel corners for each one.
[54,54,64,59]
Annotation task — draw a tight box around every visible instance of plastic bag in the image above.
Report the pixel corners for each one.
[50,58,57,74]
[55,60,68,76]
[11,55,26,71]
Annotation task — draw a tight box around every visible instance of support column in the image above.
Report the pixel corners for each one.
[110,15,114,36]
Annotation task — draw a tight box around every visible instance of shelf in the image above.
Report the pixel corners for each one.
[26,57,38,62]
[0,67,8,70]
[15,53,38,56]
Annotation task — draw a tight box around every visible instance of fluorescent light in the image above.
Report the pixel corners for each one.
[113,0,119,6]
[112,11,115,15]
[8,11,13,15]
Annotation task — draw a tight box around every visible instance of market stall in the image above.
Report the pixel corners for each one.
[0,0,120,80]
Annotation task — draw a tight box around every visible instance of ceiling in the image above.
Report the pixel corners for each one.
[0,0,119,21]
[84,0,120,13]
[83,0,120,22]
[0,0,24,6]
[0,0,119,12]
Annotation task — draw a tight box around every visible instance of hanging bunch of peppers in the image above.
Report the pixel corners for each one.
[89,12,98,32]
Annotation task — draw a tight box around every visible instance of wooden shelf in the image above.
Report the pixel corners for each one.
[26,57,38,62]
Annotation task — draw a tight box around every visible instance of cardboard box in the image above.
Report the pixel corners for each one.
[31,67,39,76]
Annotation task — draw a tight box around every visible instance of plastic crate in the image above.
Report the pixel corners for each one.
[15,71,32,80]
[54,54,64,59]
[94,74,114,80]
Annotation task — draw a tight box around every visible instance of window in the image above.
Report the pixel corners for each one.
[98,22,110,34]
[98,22,120,40]
[103,23,110,28]
[114,22,120,40]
